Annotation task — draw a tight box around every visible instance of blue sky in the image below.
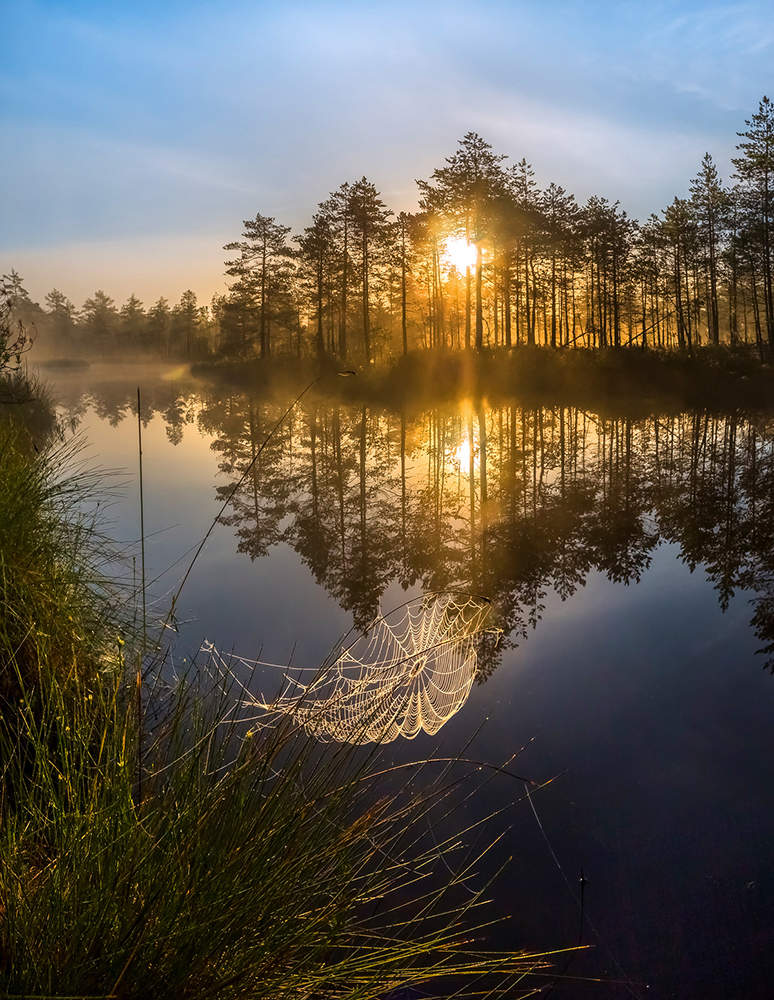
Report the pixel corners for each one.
[2,0,773,304]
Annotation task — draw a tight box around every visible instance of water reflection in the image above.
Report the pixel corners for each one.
[48,371,774,996]
[55,375,774,678]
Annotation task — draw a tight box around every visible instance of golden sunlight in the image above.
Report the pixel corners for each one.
[452,435,475,472]
[442,236,478,274]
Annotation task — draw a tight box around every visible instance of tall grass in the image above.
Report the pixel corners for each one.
[0,390,567,998]
[0,415,120,706]
[1,659,562,998]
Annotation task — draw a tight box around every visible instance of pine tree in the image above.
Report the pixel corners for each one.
[146,298,171,355]
[418,133,506,349]
[507,159,539,346]
[45,288,78,348]
[225,214,292,358]
[82,290,118,353]
[298,210,335,359]
[330,182,353,358]
[172,290,199,358]
[690,153,726,345]
[347,178,392,362]
[120,294,146,351]
[733,96,774,347]
[540,183,579,348]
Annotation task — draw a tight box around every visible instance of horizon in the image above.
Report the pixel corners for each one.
[3,0,774,305]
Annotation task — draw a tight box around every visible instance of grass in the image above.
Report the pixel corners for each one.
[0,380,566,999]
[0,371,60,441]
[1,658,558,999]
[0,407,119,707]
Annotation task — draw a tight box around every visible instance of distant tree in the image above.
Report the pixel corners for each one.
[298,210,335,359]
[734,183,769,353]
[120,294,146,351]
[216,287,256,358]
[398,211,413,355]
[633,214,666,348]
[410,209,448,351]
[264,262,298,356]
[540,183,579,348]
[81,290,118,353]
[146,297,171,355]
[329,182,354,358]
[418,133,506,349]
[505,159,540,346]
[662,198,699,351]
[172,290,199,358]
[45,288,78,348]
[723,186,743,344]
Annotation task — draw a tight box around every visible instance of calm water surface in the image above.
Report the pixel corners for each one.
[44,363,774,999]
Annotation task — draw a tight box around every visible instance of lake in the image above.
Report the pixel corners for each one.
[43,362,774,999]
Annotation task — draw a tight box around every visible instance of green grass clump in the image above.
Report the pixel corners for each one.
[0,387,561,998]
[1,660,555,998]
[0,415,119,707]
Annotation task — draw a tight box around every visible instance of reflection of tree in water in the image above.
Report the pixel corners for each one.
[588,415,658,586]
[52,375,201,442]
[162,393,197,445]
[202,397,294,560]
[204,393,774,676]
[67,376,774,675]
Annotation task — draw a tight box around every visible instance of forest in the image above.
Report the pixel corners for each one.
[8,96,774,364]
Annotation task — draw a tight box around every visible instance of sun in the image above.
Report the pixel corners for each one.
[441,236,478,274]
[452,436,475,472]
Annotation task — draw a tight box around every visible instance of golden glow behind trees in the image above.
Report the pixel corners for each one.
[16,96,774,362]
[442,237,478,275]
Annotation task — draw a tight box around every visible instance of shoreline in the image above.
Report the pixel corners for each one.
[192,344,774,414]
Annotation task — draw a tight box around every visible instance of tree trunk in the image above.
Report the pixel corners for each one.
[362,231,371,361]
[475,242,484,349]
[401,218,408,355]
[341,211,348,358]
[504,251,512,348]
[260,237,267,358]
[465,216,472,350]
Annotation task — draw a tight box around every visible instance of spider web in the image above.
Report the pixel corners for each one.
[207,592,498,744]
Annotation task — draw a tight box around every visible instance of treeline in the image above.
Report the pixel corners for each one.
[9,96,774,362]
[3,274,219,359]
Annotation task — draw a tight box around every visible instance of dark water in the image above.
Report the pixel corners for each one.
[45,363,774,999]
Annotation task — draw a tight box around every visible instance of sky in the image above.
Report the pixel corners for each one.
[2,0,773,306]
